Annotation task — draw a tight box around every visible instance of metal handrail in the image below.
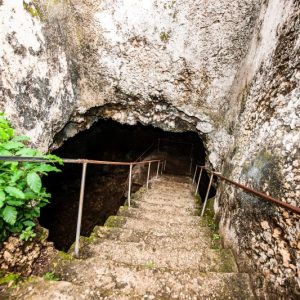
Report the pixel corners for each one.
[193,165,300,217]
[0,156,162,166]
[122,141,155,195]
[0,155,166,257]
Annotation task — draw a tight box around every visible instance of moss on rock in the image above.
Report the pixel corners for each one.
[104,216,126,228]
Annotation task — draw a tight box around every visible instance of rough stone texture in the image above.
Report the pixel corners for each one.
[0,0,260,163]
[0,228,56,277]
[0,0,76,150]
[0,0,300,298]
[215,0,300,298]
[10,176,254,299]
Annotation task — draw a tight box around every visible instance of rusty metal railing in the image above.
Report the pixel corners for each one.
[193,165,300,217]
[0,156,166,257]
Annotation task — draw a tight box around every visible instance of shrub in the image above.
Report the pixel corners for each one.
[0,113,62,242]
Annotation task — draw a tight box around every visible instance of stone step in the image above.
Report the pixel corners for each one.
[150,182,193,193]
[135,197,196,210]
[122,217,204,238]
[93,226,212,250]
[133,201,198,216]
[134,200,198,215]
[11,175,254,300]
[16,271,254,300]
[151,185,192,191]
[120,207,202,225]
[85,240,237,272]
[152,176,192,185]
[56,259,252,299]
[147,183,193,191]
[143,193,194,202]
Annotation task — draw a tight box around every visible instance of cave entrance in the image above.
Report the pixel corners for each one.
[40,119,212,251]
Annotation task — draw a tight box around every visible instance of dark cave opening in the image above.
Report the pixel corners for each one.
[39,119,215,251]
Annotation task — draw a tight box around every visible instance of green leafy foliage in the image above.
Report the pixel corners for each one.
[0,113,63,242]
[19,227,36,241]
[43,272,60,281]
[0,272,21,286]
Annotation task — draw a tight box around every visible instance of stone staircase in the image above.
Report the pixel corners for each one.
[14,175,255,299]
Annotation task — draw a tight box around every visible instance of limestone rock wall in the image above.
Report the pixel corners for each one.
[215,0,300,298]
[0,0,260,166]
[0,0,76,151]
[0,0,299,298]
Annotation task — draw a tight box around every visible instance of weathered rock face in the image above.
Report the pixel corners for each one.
[0,0,76,149]
[0,0,260,165]
[0,228,56,277]
[0,0,299,298]
[215,0,300,298]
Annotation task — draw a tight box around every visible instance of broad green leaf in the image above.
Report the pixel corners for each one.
[0,190,5,208]
[2,161,18,169]
[24,191,37,200]
[27,172,42,193]
[34,164,61,173]
[7,199,24,206]
[12,135,30,142]
[44,154,64,165]
[39,199,50,207]
[0,113,62,242]
[30,207,40,218]
[2,205,17,225]
[10,170,24,183]
[15,148,37,157]
[5,186,25,199]
[23,220,35,227]
[2,141,24,150]
[0,149,13,156]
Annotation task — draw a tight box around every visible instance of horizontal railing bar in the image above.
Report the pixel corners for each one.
[197,165,300,216]
[0,156,163,166]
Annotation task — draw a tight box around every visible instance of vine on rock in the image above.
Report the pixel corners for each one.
[0,113,62,242]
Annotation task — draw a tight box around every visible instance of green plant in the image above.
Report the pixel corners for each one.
[144,261,156,269]
[19,226,36,241]
[23,1,43,19]
[0,273,21,286]
[160,31,171,42]
[43,272,59,281]
[0,113,63,242]
[212,233,220,241]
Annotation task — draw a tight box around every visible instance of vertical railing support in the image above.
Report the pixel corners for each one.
[156,161,160,178]
[195,167,202,196]
[128,164,133,207]
[160,161,163,175]
[201,173,214,217]
[74,162,87,258]
[192,165,198,184]
[146,162,151,189]
[164,160,166,171]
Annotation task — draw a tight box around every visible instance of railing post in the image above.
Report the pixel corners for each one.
[74,162,87,258]
[195,168,202,196]
[164,160,166,171]
[192,165,198,184]
[146,162,151,189]
[128,164,133,207]
[160,161,163,175]
[201,173,214,217]
[156,161,160,178]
